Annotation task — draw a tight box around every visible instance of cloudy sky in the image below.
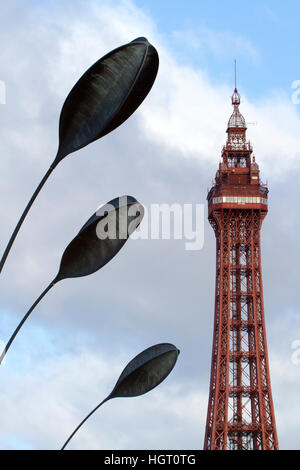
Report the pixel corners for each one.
[0,0,300,450]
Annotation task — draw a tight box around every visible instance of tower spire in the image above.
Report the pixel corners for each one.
[227,65,246,142]
[231,59,240,106]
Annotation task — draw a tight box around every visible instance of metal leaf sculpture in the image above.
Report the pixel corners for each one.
[0,37,158,274]
[61,343,180,450]
[56,36,159,163]
[0,196,144,364]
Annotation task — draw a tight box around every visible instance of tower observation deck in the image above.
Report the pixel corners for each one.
[204,86,278,450]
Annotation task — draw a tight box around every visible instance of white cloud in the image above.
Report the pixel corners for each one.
[269,351,300,449]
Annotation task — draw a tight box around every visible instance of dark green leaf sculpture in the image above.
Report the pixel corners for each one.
[0,196,144,364]
[0,37,158,274]
[56,36,159,163]
[61,343,180,450]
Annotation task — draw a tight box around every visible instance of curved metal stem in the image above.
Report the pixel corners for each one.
[0,281,55,364]
[0,163,57,274]
[61,397,110,450]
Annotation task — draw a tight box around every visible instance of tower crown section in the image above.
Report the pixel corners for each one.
[207,87,268,217]
[227,88,246,130]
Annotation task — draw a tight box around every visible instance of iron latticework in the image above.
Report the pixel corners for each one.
[204,87,278,450]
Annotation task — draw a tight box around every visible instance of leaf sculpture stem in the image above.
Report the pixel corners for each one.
[0,163,57,274]
[0,281,56,364]
[61,397,109,450]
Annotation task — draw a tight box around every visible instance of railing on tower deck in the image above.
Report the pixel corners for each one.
[207,183,268,198]
[223,141,253,152]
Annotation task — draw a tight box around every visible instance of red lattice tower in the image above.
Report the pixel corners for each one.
[204,87,279,450]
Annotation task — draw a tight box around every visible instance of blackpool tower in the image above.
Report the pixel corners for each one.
[204,85,279,450]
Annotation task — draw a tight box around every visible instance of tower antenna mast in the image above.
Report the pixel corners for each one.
[234,59,237,89]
